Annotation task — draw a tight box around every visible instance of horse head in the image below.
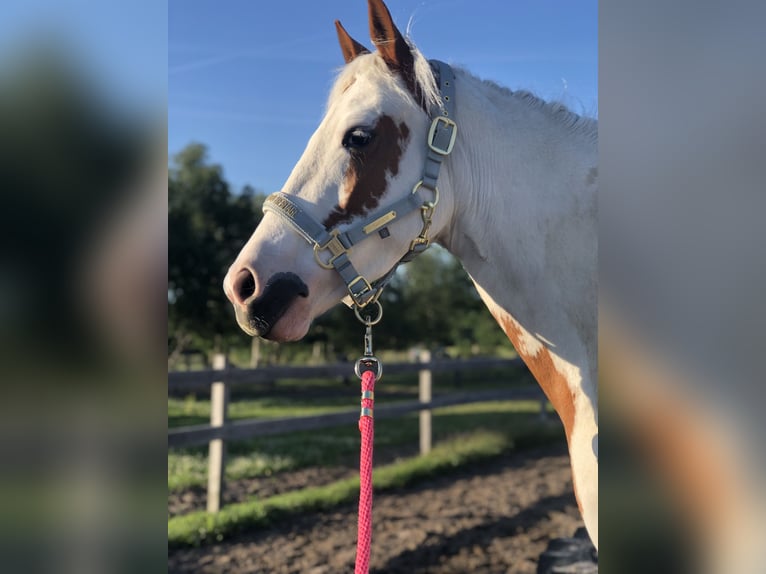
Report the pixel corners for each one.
[223,0,455,341]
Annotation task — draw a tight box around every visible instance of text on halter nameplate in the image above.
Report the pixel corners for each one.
[268,195,298,219]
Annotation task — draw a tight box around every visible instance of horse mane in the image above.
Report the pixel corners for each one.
[470,74,598,142]
[328,37,596,144]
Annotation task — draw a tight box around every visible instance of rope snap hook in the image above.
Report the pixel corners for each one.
[353,301,383,381]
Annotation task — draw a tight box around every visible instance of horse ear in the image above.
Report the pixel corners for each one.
[367,0,418,93]
[335,20,369,64]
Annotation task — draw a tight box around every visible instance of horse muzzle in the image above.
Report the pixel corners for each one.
[230,271,309,338]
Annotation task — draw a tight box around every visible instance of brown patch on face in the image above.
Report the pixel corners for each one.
[323,115,410,228]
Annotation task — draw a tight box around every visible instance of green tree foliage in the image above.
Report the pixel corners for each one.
[391,248,511,355]
[168,143,263,353]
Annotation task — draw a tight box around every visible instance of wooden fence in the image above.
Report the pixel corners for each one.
[168,353,546,513]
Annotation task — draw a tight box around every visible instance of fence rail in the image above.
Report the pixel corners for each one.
[168,354,546,513]
[167,356,526,393]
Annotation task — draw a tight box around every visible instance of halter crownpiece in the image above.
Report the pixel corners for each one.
[263,60,457,308]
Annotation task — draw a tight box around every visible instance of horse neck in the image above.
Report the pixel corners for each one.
[437,70,599,544]
[438,69,597,381]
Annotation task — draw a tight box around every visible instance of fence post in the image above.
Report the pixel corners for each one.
[418,350,432,455]
[207,353,229,513]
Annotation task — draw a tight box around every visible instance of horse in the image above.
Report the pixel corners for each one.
[223,0,598,550]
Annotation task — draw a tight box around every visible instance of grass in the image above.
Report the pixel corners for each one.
[168,394,355,428]
[168,419,563,548]
[168,398,553,492]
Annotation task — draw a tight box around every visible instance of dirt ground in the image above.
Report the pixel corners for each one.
[168,444,585,573]
[169,465,357,517]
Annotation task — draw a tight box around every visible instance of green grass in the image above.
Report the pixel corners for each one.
[168,398,554,492]
[168,394,355,428]
[168,421,562,548]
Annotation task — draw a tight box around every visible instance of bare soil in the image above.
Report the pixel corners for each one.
[169,466,356,517]
[168,444,584,573]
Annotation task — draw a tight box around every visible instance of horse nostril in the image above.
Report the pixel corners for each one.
[232,268,257,305]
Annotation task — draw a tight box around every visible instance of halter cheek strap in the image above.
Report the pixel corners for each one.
[262,60,457,308]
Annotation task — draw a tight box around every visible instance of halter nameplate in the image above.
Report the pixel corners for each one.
[262,60,457,308]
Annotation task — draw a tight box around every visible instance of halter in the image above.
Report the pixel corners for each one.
[262,60,457,308]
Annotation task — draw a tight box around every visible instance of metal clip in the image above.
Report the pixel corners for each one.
[363,323,374,357]
[420,204,434,234]
[353,302,383,380]
[409,235,430,252]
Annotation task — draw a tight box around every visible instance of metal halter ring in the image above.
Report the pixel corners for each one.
[354,300,383,326]
[411,180,439,207]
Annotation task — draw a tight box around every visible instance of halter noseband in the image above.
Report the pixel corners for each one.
[262,60,457,308]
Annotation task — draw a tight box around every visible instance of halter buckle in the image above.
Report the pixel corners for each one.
[347,275,374,305]
[427,116,457,156]
[313,229,347,269]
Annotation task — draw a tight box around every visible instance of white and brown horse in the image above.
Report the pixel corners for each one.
[223,0,598,548]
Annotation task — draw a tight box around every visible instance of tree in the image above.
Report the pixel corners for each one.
[392,247,500,353]
[168,143,263,355]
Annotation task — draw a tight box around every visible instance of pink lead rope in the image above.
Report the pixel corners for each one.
[352,301,382,573]
[355,369,376,573]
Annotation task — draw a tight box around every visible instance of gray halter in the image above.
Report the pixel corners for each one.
[263,60,457,308]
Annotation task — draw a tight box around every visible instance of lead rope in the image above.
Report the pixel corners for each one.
[352,302,383,573]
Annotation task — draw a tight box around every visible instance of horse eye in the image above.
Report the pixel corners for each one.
[342,127,373,149]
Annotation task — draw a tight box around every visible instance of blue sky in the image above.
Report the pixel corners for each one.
[169,0,597,193]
